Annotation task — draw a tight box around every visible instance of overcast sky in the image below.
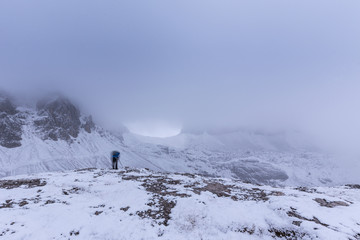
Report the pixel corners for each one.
[1,0,360,144]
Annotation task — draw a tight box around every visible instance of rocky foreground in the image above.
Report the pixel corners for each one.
[0,168,359,240]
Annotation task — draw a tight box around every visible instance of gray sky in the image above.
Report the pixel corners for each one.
[1,0,360,145]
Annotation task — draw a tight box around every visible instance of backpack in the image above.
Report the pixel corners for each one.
[112,151,120,159]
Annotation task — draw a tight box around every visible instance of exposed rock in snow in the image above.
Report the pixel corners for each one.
[0,97,22,148]
[0,97,17,115]
[35,96,82,142]
[81,115,95,133]
[0,168,359,239]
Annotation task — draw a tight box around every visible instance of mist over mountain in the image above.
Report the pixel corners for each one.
[1,91,359,187]
[1,1,360,239]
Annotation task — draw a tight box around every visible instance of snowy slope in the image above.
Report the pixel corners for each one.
[1,94,358,187]
[0,106,158,177]
[0,168,360,240]
[0,95,170,178]
[125,131,352,187]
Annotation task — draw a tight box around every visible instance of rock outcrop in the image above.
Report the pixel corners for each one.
[34,96,82,142]
[81,115,95,133]
[0,97,22,148]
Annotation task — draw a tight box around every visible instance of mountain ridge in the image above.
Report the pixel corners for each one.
[0,93,357,187]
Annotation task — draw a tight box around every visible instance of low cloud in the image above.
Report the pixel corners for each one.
[1,0,360,153]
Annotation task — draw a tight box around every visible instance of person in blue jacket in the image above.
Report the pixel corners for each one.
[111,151,120,170]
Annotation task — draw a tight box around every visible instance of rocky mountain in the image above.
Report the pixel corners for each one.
[0,93,96,147]
[0,96,22,148]
[0,93,358,187]
[0,93,129,178]
[1,168,359,239]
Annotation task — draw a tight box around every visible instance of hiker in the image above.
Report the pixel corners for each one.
[111,151,120,170]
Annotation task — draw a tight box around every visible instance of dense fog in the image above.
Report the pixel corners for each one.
[1,0,360,153]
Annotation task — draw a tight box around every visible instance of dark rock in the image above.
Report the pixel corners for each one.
[0,98,22,148]
[0,179,46,189]
[62,187,82,195]
[268,228,307,239]
[75,168,97,172]
[45,200,56,205]
[295,187,318,193]
[18,200,28,207]
[271,191,285,196]
[233,226,255,234]
[35,96,81,142]
[69,230,80,236]
[136,197,176,226]
[0,98,17,115]
[292,221,302,226]
[193,182,232,197]
[314,198,349,208]
[141,177,191,198]
[0,115,22,148]
[0,200,14,209]
[346,184,360,189]
[81,115,95,133]
[287,208,329,227]
[120,206,130,212]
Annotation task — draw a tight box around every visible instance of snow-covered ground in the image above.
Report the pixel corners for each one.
[1,125,357,187]
[1,168,360,239]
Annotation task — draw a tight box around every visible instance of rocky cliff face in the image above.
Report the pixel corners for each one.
[0,97,22,148]
[35,97,82,142]
[81,115,95,134]
[0,94,96,147]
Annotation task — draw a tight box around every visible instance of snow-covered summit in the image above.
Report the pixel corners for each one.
[1,168,359,239]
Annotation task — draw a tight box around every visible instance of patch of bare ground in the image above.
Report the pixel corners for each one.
[268,228,307,239]
[120,206,130,212]
[174,172,196,178]
[18,200,28,207]
[44,200,56,205]
[314,198,349,208]
[94,211,103,216]
[295,187,319,193]
[190,181,280,202]
[131,173,287,226]
[62,187,83,195]
[123,175,191,226]
[136,197,176,226]
[90,204,105,208]
[0,179,46,189]
[232,226,256,235]
[74,168,97,172]
[346,184,360,190]
[192,182,232,197]
[0,200,14,209]
[0,196,42,209]
[292,221,302,226]
[287,207,329,227]
[121,175,147,181]
[141,177,191,198]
